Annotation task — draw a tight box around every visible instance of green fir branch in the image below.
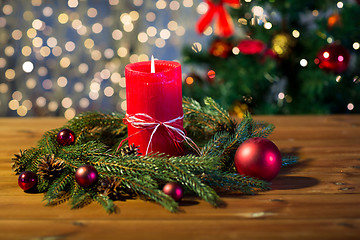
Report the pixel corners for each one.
[12,97,298,214]
[44,170,74,202]
[65,112,126,146]
[164,160,222,207]
[38,129,61,155]
[203,97,235,130]
[37,176,50,192]
[282,155,299,167]
[93,193,117,214]
[45,191,71,207]
[70,188,93,209]
[120,177,179,212]
[13,148,40,174]
[202,172,271,194]
[201,131,231,157]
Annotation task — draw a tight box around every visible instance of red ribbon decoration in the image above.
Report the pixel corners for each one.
[196,0,241,37]
[118,113,201,156]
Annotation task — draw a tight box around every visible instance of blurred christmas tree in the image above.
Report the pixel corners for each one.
[183,0,360,114]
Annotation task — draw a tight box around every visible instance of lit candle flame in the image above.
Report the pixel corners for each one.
[151,55,155,73]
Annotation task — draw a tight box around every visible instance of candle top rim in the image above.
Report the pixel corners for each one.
[125,60,181,74]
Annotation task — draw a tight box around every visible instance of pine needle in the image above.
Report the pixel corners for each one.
[12,97,296,214]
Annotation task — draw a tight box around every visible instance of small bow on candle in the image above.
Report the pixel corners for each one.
[118,113,201,156]
[196,0,241,37]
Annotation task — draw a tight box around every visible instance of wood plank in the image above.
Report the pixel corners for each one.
[0,193,359,220]
[0,116,359,239]
[0,219,359,240]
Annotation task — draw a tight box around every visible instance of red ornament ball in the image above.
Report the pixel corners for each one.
[234,137,282,181]
[237,39,266,55]
[315,43,350,73]
[163,182,183,202]
[18,171,37,191]
[57,128,76,146]
[75,165,98,188]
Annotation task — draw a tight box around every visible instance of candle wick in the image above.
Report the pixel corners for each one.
[151,55,155,73]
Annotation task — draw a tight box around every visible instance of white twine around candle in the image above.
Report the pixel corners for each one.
[118,113,201,156]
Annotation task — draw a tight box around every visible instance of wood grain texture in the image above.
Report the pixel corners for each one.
[0,116,359,240]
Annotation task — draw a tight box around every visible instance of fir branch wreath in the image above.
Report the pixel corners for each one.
[12,97,297,213]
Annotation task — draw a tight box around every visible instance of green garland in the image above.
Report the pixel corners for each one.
[12,97,297,213]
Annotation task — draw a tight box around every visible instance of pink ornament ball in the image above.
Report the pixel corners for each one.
[234,137,282,181]
[162,182,183,202]
[75,165,98,188]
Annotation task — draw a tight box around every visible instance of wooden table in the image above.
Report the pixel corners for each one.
[0,116,359,239]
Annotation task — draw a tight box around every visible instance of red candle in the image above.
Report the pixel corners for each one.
[124,59,184,156]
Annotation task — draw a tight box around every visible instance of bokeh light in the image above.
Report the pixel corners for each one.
[353,42,360,50]
[58,13,69,24]
[5,69,16,80]
[26,78,37,89]
[112,29,123,40]
[183,0,193,8]
[57,77,68,87]
[292,30,300,38]
[12,30,22,40]
[22,61,34,73]
[156,0,167,9]
[42,79,53,90]
[208,70,216,79]
[185,76,194,85]
[5,46,15,56]
[36,97,47,107]
[43,7,53,17]
[27,28,37,38]
[68,0,79,8]
[347,103,354,111]
[300,59,308,67]
[146,12,156,22]
[60,57,71,68]
[65,41,76,52]
[64,108,76,119]
[3,5,14,15]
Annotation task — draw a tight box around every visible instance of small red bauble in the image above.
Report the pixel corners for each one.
[162,182,183,202]
[315,43,350,73]
[56,128,76,146]
[237,39,266,55]
[75,165,98,188]
[234,137,282,181]
[18,171,37,191]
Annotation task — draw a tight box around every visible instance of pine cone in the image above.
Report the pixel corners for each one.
[37,155,65,178]
[97,176,132,200]
[12,150,26,174]
[119,144,139,156]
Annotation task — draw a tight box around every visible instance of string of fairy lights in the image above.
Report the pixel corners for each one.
[1,0,359,117]
[0,0,208,118]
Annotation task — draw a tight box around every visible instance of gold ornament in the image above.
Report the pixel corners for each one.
[229,101,249,118]
[271,33,295,58]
